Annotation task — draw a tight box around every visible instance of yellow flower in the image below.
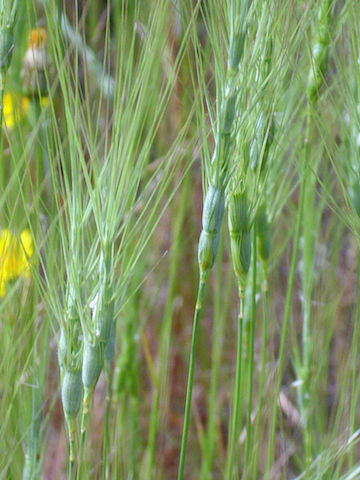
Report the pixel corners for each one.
[2,93,48,129]
[0,229,34,297]
[2,94,30,129]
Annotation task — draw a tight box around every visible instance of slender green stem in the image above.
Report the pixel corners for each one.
[200,235,228,480]
[298,106,314,471]
[66,418,76,480]
[77,389,92,480]
[266,109,312,476]
[243,227,257,475]
[129,394,139,479]
[225,291,244,480]
[251,265,269,479]
[102,368,112,480]
[177,280,206,480]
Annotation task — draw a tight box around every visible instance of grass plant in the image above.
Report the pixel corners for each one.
[3,1,360,479]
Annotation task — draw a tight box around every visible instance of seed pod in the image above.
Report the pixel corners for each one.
[198,185,225,279]
[82,340,103,392]
[61,369,82,419]
[256,203,271,261]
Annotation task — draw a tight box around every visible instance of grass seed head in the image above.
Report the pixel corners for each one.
[198,230,219,280]
[82,340,104,392]
[198,185,225,280]
[228,190,248,233]
[228,191,252,288]
[229,231,251,289]
[202,185,225,235]
[61,369,82,420]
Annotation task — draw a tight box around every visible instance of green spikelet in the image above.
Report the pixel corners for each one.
[62,369,83,420]
[198,185,225,281]
[96,283,114,343]
[228,191,248,232]
[95,246,115,343]
[229,232,251,288]
[82,339,104,393]
[228,191,252,289]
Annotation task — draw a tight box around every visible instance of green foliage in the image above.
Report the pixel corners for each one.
[3,0,360,479]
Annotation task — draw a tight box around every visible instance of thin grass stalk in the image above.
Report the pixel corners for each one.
[225,191,250,478]
[243,226,257,476]
[298,1,332,468]
[177,279,206,479]
[102,363,112,480]
[299,133,316,468]
[200,233,227,480]
[177,3,249,476]
[129,391,140,479]
[251,262,269,479]
[147,175,190,479]
[266,108,312,477]
[225,291,244,480]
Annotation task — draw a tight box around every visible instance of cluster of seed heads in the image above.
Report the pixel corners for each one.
[197,7,247,284]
